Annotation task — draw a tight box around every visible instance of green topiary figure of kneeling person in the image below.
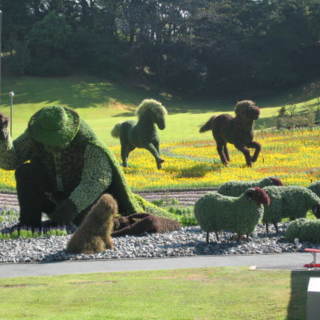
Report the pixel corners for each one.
[0,106,148,230]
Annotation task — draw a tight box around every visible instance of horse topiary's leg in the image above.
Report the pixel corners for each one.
[235,144,252,167]
[145,143,164,169]
[120,145,129,167]
[223,144,230,162]
[213,134,228,165]
[216,143,228,165]
[121,145,135,167]
[248,141,261,162]
[153,140,160,153]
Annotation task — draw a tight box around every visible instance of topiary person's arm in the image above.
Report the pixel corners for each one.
[51,144,112,224]
[70,144,113,212]
[0,130,34,170]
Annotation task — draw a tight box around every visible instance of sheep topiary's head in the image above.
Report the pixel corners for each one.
[269,177,283,186]
[245,187,271,206]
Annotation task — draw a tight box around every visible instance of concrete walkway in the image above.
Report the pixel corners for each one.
[0,253,312,279]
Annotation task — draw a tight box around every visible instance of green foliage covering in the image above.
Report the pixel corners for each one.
[167,206,197,226]
[28,106,80,148]
[308,181,320,198]
[285,218,320,243]
[111,99,166,168]
[262,186,320,225]
[218,177,281,197]
[136,99,168,119]
[134,194,176,220]
[110,124,121,138]
[194,190,264,237]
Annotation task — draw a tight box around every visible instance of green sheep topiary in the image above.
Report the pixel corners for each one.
[218,176,283,197]
[262,186,320,233]
[194,187,270,243]
[111,99,167,169]
[308,181,320,198]
[285,218,320,243]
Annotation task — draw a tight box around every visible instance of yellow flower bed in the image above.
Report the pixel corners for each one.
[1,128,320,191]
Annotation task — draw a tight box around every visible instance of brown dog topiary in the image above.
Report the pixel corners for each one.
[67,194,118,254]
[112,213,181,237]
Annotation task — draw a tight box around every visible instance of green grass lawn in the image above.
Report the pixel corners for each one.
[1,75,318,146]
[0,267,315,320]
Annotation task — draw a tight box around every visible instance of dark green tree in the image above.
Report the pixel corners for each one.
[26,11,73,75]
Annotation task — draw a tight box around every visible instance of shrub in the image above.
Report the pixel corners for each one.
[167,206,197,226]
[0,227,68,240]
[276,105,316,129]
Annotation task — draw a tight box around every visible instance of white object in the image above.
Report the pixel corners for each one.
[306,277,320,320]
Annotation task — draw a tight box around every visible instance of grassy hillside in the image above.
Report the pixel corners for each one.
[1,75,318,145]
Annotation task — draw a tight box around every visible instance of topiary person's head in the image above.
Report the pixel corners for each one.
[28,106,80,150]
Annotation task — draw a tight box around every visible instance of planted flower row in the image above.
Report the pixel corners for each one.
[0,127,319,190]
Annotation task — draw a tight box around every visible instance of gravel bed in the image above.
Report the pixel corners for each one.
[0,212,316,264]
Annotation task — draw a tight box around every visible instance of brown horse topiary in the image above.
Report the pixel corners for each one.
[199,100,261,167]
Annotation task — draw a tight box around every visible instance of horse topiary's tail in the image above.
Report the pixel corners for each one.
[111,123,122,138]
[199,116,216,133]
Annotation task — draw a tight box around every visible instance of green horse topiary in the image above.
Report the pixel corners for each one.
[111,99,168,169]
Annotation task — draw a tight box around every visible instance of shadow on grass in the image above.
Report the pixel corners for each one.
[4,75,320,118]
[255,116,277,130]
[176,164,221,178]
[2,76,149,109]
[286,270,320,320]
[0,76,236,114]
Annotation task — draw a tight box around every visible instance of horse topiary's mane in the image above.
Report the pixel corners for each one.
[135,99,168,119]
[234,100,256,116]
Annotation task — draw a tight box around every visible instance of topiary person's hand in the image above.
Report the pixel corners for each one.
[0,113,9,141]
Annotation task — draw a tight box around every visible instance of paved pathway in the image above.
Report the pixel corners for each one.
[0,253,312,278]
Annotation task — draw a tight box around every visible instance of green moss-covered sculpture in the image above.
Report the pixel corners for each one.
[308,181,320,198]
[111,99,167,169]
[285,218,320,243]
[217,176,283,197]
[0,106,169,228]
[194,187,270,243]
[262,186,320,233]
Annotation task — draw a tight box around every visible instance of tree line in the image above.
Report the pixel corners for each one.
[1,0,320,95]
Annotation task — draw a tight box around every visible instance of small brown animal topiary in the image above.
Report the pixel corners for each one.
[112,213,181,237]
[67,194,118,254]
